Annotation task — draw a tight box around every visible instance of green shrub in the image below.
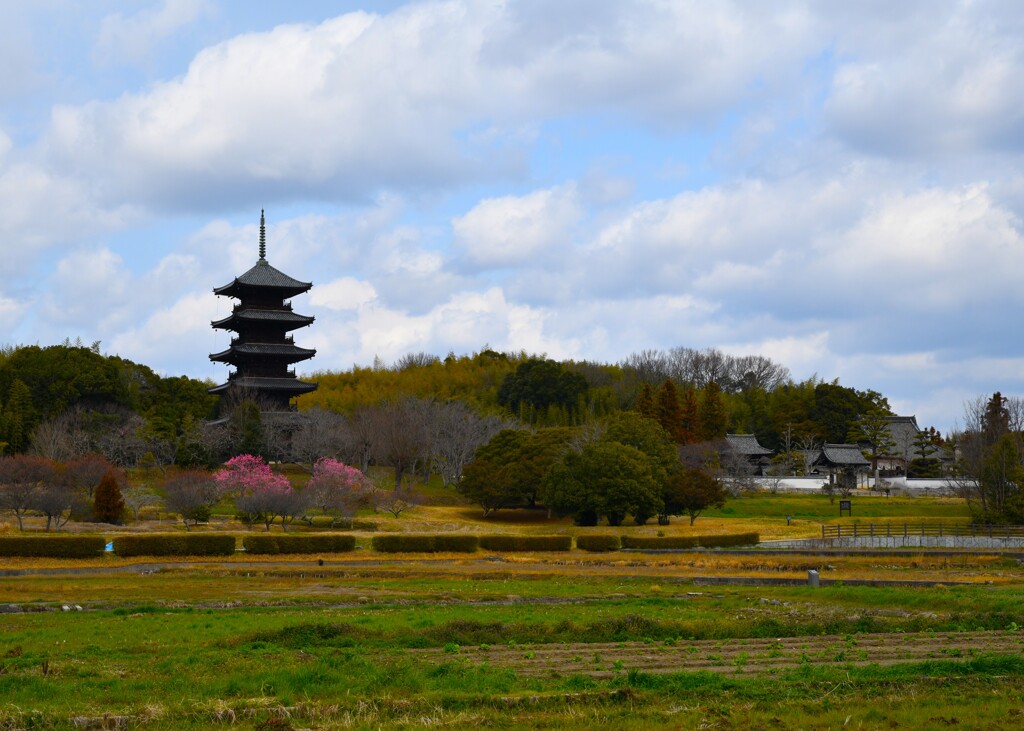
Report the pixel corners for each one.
[621,535,699,549]
[478,535,572,552]
[698,532,759,548]
[112,534,237,557]
[0,535,106,558]
[242,534,357,554]
[620,533,760,549]
[371,534,479,553]
[575,534,621,552]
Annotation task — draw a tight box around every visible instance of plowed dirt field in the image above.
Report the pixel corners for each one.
[410,629,1024,677]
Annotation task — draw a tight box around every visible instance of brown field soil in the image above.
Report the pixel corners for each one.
[409,629,1024,677]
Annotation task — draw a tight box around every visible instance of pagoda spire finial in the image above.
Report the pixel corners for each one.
[259,209,267,261]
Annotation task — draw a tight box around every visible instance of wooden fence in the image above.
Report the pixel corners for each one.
[821,523,1024,539]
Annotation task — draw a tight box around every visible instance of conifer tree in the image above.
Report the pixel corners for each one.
[634,382,657,421]
[2,379,32,454]
[679,388,700,445]
[93,470,126,524]
[655,379,685,442]
[697,382,728,442]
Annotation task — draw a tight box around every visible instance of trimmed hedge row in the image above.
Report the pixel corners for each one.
[621,532,760,549]
[478,535,572,552]
[371,534,479,553]
[242,534,357,555]
[0,535,106,558]
[700,532,760,548]
[112,534,237,557]
[575,534,621,552]
[621,535,699,549]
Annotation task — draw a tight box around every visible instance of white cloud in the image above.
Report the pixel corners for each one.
[310,277,377,311]
[95,0,209,65]
[452,184,582,269]
[824,1,1024,157]
[110,291,222,376]
[42,1,826,210]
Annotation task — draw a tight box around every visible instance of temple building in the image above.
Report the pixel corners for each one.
[208,211,317,410]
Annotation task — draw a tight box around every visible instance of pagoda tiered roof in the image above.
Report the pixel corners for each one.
[211,307,314,330]
[210,342,316,363]
[208,375,318,396]
[213,259,312,298]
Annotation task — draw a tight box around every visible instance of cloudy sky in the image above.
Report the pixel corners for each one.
[2,0,1023,431]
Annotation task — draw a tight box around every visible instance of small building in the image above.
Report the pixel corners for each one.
[876,415,920,475]
[812,443,870,489]
[209,211,318,410]
[725,433,773,475]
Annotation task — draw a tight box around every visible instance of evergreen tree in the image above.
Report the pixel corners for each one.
[634,382,657,421]
[847,410,897,479]
[93,470,125,524]
[697,382,728,441]
[2,379,32,454]
[679,388,699,444]
[655,379,684,442]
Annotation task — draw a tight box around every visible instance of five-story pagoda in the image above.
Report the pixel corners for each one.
[209,211,317,409]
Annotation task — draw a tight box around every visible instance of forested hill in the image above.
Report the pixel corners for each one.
[0,342,216,454]
[0,342,902,458]
[298,347,895,451]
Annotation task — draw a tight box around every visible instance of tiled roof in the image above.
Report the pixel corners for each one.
[725,433,772,456]
[208,376,318,395]
[817,443,870,467]
[212,308,314,329]
[209,343,315,363]
[214,260,312,296]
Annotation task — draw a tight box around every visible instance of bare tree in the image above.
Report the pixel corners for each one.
[368,479,422,517]
[428,402,509,488]
[621,349,669,385]
[289,408,347,465]
[342,406,376,474]
[796,433,823,475]
[393,352,440,370]
[30,410,90,462]
[32,482,75,531]
[0,455,57,530]
[62,453,115,501]
[163,471,221,530]
[368,398,433,490]
[121,484,160,522]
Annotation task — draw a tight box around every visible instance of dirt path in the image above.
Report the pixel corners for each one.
[408,629,1024,677]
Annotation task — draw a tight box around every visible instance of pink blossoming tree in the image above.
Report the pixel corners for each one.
[305,457,372,524]
[215,454,303,531]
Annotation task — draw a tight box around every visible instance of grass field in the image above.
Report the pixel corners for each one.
[4,491,1022,729]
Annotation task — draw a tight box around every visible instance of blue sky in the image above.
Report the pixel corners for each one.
[2,0,1024,433]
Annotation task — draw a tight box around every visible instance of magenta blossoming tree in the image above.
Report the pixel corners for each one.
[305,457,372,523]
[215,454,303,531]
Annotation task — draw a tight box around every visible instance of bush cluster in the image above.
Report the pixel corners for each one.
[242,534,357,555]
[112,534,237,557]
[371,534,479,553]
[574,534,621,552]
[621,532,759,549]
[699,532,760,548]
[478,535,572,552]
[0,535,106,558]
[621,535,699,549]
